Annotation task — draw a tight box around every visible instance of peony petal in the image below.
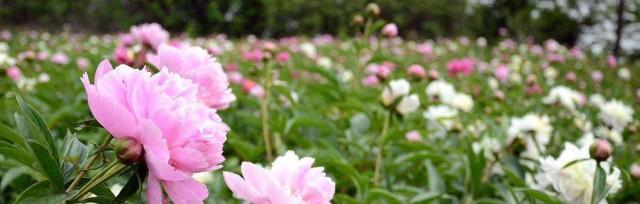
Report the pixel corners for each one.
[163,177,208,204]
[240,162,271,195]
[139,119,189,181]
[223,171,253,200]
[95,59,113,81]
[82,74,137,139]
[146,173,164,204]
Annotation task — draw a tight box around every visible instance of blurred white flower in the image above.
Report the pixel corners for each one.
[447,93,474,112]
[598,100,634,132]
[425,80,456,102]
[543,86,584,112]
[381,79,410,106]
[423,105,458,130]
[396,94,420,116]
[38,73,50,83]
[299,42,317,58]
[472,136,501,161]
[532,143,621,204]
[507,114,552,160]
[617,68,630,80]
[317,56,332,69]
[589,94,606,107]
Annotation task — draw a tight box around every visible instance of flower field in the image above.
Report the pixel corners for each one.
[0,22,639,203]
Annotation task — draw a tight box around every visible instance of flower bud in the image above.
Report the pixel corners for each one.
[590,139,612,162]
[630,163,640,179]
[352,15,364,25]
[115,138,144,165]
[366,3,380,16]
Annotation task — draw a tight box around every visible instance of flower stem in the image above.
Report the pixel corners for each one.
[261,61,274,161]
[373,110,391,186]
[70,159,128,201]
[66,136,113,193]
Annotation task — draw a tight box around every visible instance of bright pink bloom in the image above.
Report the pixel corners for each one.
[148,44,236,109]
[76,58,90,70]
[407,64,425,78]
[607,55,617,68]
[6,67,21,81]
[82,60,228,204]
[446,58,475,76]
[494,64,509,82]
[382,23,398,38]
[224,151,335,204]
[243,49,265,63]
[362,75,380,87]
[405,130,422,142]
[130,23,170,49]
[114,43,134,65]
[276,52,291,63]
[50,52,70,65]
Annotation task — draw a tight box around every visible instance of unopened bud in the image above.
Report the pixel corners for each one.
[366,3,380,16]
[115,138,144,165]
[352,15,364,25]
[630,164,640,179]
[590,139,612,162]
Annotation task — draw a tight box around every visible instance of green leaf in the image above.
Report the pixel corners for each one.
[410,191,440,203]
[17,96,60,166]
[114,168,147,203]
[28,141,64,189]
[60,133,89,182]
[465,140,485,196]
[425,160,444,193]
[0,123,25,147]
[591,163,610,204]
[366,188,404,204]
[1,167,27,191]
[562,158,590,169]
[14,181,67,204]
[0,144,37,168]
[517,188,561,204]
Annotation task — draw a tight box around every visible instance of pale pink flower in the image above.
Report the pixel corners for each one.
[591,71,603,83]
[382,23,398,38]
[76,58,90,70]
[50,52,70,65]
[405,130,422,142]
[565,72,576,82]
[362,75,380,87]
[82,60,228,204]
[242,79,265,98]
[223,151,335,204]
[228,72,244,85]
[630,164,640,179]
[147,44,236,109]
[243,49,265,63]
[416,42,433,57]
[6,67,21,81]
[276,52,291,64]
[494,64,509,82]
[607,55,617,68]
[37,51,49,61]
[427,68,440,80]
[407,64,425,79]
[130,23,170,49]
[114,43,134,65]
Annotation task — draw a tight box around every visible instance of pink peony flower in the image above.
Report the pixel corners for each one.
[6,67,21,81]
[242,79,265,98]
[147,44,236,109]
[591,71,603,83]
[37,51,49,61]
[407,64,426,79]
[50,52,70,65]
[130,23,170,49]
[381,23,398,38]
[276,52,291,64]
[76,57,90,70]
[405,130,422,142]
[416,42,433,57]
[427,68,440,80]
[607,55,617,68]
[565,71,576,82]
[228,71,244,85]
[114,43,134,65]
[446,58,475,76]
[82,60,228,204]
[362,75,380,87]
[223,151,335,204]
[494,64,509,82]
[243,49,265,63]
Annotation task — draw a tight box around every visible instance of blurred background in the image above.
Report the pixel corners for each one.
[2,0,639,58]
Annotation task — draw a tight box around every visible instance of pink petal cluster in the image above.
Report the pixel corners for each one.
[407,64,425,79]
[6,66,21,81]
[82,60,228,204]
[446,58,475,76]
[50,52,70,65]
[223,151,335,204]
[382,23,398,38]
[494,64,509,82]
[76,58,90,70]
[148,44,236,109]
[607,55,617,68]
[130,23,170,49]
[243,49,265,63]
[114,44,134,65]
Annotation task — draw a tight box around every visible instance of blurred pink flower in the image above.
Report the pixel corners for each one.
[498,27,508,36]
[130,23,170,49]
[591,71,603,83]
[114,43,134,65]
[407,64,426,79]
[276,52,291,64]
[223,151,335,204]
[565,72,576,82]
[607,55,617,68]
[50,52,70,65]
[494,64,509,82]
[416,42,433,57]
[362,75,380,87]
[631,164,640,179]
[405,130,422,142]
[242,79,265,98]
[147,44,236,109]
[228,71,244,85]
[382,23,398,38]
[427,68,440,80]
[446,58,475,76]
[6,67,21,81]
[76,58,90,70]
[37,51,49,61]
[243,49,265,63]
[82,60,228,204]
[0,30,11,41]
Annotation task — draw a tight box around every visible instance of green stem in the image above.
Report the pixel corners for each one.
[373,110,391,186]
[70,160,128,201]
[66,136,113,193]
[261,61,274,161]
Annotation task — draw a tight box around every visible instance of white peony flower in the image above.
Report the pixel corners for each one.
[543,86,584,112]
[507,114,552,160]
[598,100,634,132]
[532,143,621,204]
[396,94,420,116]
[617,68,630,80]
[447,92,474,112]
[381,79,411,106]
[425,80,456,102]
[589,94,606,107]
[423,105,458,130]
[299,42,317,58]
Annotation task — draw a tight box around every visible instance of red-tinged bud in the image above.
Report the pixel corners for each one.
[590,139,612,162]
[115,138,144,165]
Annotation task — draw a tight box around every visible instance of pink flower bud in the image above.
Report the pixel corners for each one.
[6,67,21,81]
[276,52,291,63]
[427,68,440,80]
[607,55,617,68]
[405,130,422,142]
[362,75,380,87]
[590,139,612,162]
[494,64,509,82]
[115,137,143,165]
[407,64,426,78]
[382,23,398,38]
[630,163,640,179]
[591,71,603,83]
[565,71,576,82]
